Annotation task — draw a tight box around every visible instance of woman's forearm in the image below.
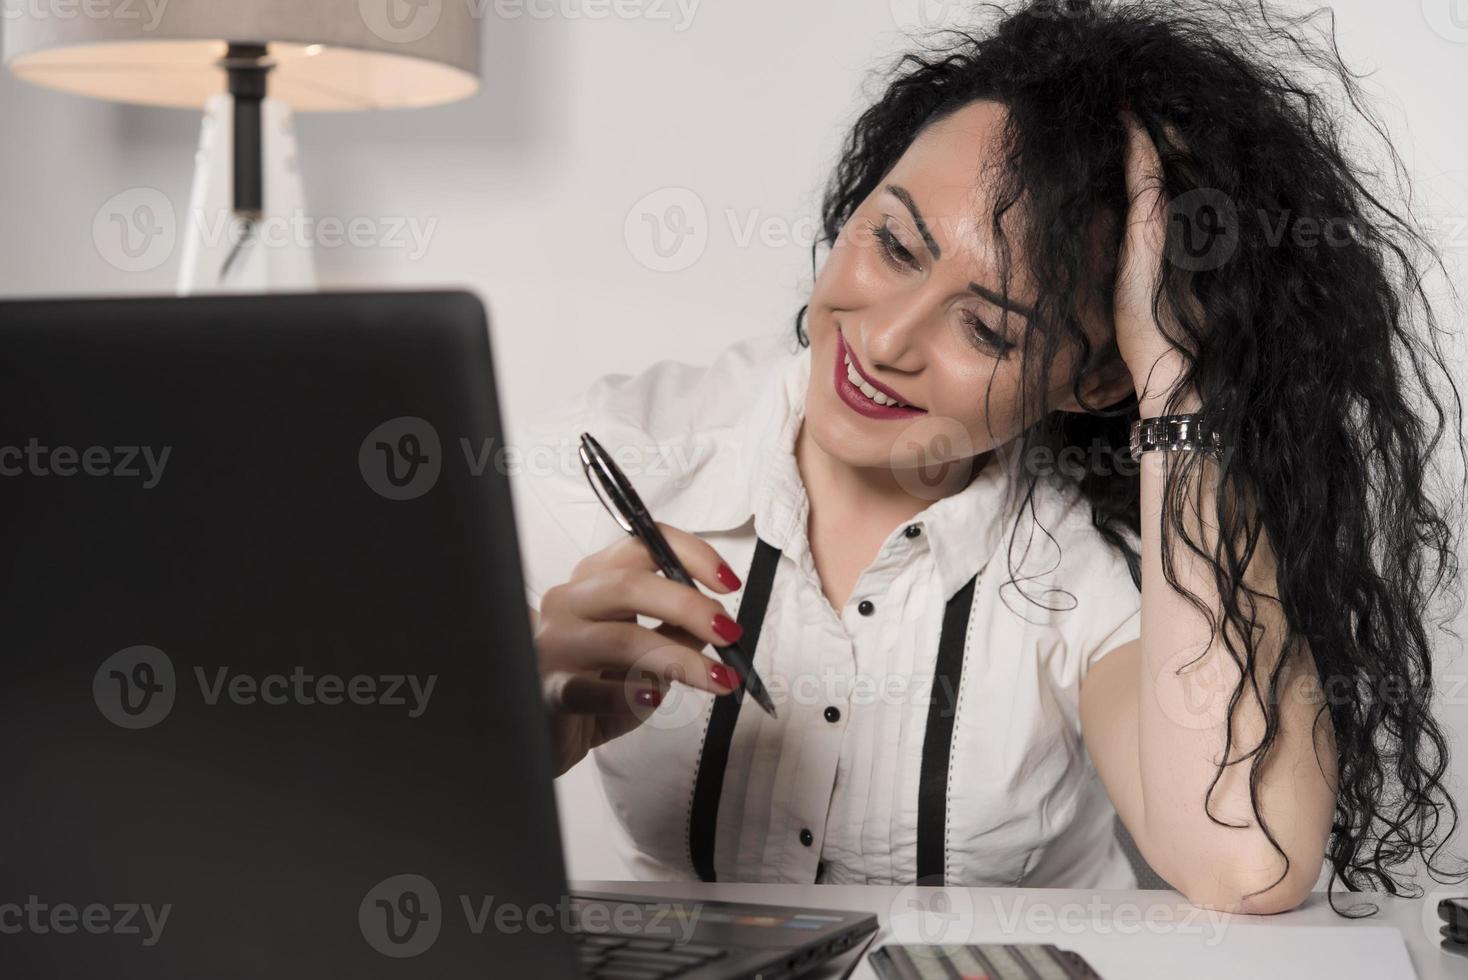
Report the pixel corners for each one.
[1132,361,1338,913]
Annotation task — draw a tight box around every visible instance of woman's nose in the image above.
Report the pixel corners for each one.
[854,299,930,369]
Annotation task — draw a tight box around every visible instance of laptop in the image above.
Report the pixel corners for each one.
[0,290,877,979]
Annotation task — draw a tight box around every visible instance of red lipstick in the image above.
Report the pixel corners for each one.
[833,329,926,421]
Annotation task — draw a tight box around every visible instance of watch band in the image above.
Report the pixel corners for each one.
[1128,413,1223,460]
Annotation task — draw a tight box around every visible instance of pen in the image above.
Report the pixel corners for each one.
[577,432,778,719]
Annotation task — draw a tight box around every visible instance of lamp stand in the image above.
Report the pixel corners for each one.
[177,45,315,295]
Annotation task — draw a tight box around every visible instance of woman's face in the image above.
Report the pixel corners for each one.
[803,99,1130,484]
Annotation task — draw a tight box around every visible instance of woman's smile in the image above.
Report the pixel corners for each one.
[832,327,926,420]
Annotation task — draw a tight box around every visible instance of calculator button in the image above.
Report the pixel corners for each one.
[1016,943,1070,980]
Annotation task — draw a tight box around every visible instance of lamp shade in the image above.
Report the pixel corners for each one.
[2,0,481,110]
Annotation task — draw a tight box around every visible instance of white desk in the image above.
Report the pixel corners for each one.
[573,879,1464,979]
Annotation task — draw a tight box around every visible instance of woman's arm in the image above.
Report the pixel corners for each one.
[1083,357,1338,914]
[1081,116,1339,915]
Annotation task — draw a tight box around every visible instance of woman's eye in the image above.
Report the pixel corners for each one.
[961,310,1015,355]
[866,218,918,271]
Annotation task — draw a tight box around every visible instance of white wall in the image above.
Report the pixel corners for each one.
[3,1,1465,887]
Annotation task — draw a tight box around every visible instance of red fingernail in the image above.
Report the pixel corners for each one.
[709,663,741,690]
[712,613,743,644]
[634,688,662,707]
[716,563,742,591]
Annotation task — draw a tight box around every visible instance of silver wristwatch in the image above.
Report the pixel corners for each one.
[1128,413,1223,460]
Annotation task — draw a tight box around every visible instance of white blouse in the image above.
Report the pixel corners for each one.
[507,329,1143,889]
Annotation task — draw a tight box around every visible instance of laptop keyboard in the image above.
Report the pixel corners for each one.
[572,933,728,978]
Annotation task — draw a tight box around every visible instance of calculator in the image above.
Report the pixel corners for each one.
[1440,896,1468,956]
[869,942,1104,979]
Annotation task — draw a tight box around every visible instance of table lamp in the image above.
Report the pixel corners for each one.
[3,0,482,293]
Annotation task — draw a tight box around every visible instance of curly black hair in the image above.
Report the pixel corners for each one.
[793,0,1468,916]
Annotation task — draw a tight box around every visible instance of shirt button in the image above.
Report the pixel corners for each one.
[857,599,874,616]
[904,524,922,538]
[799,828,814,847]
[823,706,841,723]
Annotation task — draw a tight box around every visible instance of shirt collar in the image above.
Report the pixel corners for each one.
[652,338,1023,602]
[906,450,1019,600]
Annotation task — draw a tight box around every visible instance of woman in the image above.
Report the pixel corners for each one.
[515,0,1466,917]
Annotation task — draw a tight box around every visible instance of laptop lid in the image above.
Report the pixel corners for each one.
[0,290,578,977]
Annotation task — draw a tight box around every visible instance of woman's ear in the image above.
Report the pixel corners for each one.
[1052,357,1135,414]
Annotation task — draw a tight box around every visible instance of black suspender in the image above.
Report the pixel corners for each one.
[688,536,781,882]
[915,569,979,885]
[687,535,979,884]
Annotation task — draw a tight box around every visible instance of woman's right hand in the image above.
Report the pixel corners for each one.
[531,523,746,777]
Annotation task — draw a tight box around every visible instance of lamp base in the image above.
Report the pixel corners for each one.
[178,93,316,294]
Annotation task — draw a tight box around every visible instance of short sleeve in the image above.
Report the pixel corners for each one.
[1082,602,1141,679]
[502,331,794,613]
[504,409,607,613]
[1072,526,1144,684]
[501,353,721,611]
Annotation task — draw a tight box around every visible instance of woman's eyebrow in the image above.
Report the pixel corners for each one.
[885,184,943,259]
[886,183,1035,321]
[969,282,1035,321]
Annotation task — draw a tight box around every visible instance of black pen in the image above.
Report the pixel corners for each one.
[577,432,778,718]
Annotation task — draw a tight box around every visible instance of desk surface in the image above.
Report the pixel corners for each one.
[572,878,1465,980]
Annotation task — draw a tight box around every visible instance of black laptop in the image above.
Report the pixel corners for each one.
[0,291,877,978]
